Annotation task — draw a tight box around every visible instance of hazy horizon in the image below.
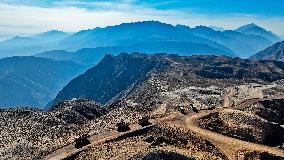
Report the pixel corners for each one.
[0,21,282,43]
[0,0,284,37]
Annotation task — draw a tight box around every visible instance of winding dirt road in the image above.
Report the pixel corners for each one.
[185,109,284,160]
[185,90,284,159]
[44,94,284,160]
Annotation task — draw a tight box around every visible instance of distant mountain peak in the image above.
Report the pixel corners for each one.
[35,30,69,37]
[175,24,190,28]
[245,23,258,27]
[209,26,226,31]
[126,20,166,25]
[1,36,33,45]
[237,23,264,32]
[109,20,173,28]
[177,24,212,30]
[194,25,216,31]
[43,30,65,33]
[236,23,281,42]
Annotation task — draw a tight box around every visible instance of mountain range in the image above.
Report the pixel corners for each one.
[177,24,276,58]
[0,56,85,109]
[59,21,232,53]
[0,21,282,60]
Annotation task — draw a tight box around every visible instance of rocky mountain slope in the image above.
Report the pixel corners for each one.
[51,53,170,106]
[0,99,106,159]
[2,83,284,159]
[52,53,284,108]
[1,53,284,159]
[0,56,85,109]
[198,108,284,147]
[250,41,284,61]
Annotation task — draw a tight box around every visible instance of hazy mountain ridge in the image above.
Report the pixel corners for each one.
[177,25,274,58]
[236,23,282,42]
[60,21,232,54]
[0,56,85,108]
[0,30,70,58]
[36,40,234,68]
[2,21,280,59]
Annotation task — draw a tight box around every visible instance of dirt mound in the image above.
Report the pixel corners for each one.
[50,98,108,124]
[197,109,284,147]
[70,124,227,160]
[243,99,284,124]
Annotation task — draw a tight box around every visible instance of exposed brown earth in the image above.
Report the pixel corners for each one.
[43,93,284,160]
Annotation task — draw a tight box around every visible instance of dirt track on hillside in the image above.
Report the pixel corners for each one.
[185,109,284,160]
[43,113,181,160]
[44,94,284,160]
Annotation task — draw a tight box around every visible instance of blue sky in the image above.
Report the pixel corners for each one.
[0,0,284,36]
